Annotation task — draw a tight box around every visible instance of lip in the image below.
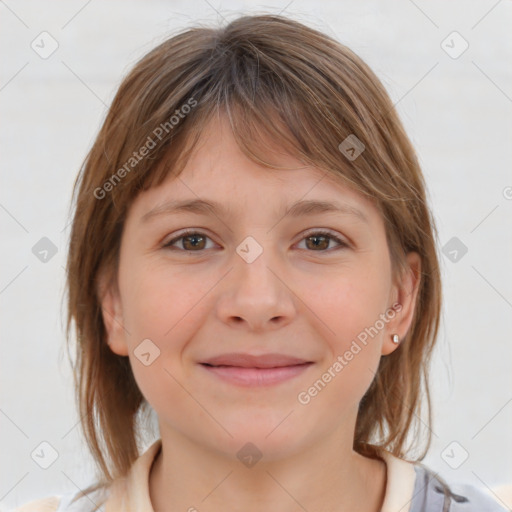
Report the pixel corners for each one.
[201,353,311,368]
[199,353,314,387]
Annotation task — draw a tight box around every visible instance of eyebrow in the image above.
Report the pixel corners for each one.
[140,198,369,224]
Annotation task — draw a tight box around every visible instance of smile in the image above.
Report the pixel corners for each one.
[199,362,314,387]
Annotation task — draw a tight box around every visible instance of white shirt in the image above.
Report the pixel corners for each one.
[11,439,509,511]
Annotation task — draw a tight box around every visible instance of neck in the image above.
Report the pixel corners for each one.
[148,427,387,512]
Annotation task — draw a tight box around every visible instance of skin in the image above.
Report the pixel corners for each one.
[101,112,421,512]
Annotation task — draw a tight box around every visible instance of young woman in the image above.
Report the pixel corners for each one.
[14,13,508,512]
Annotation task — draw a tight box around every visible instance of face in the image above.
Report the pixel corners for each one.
[101,113,421,462]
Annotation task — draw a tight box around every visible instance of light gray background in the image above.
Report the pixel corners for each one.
[1,0,511,509]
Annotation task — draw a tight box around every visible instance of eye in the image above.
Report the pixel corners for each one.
[162,229,348,253]
[296,230,348,252]
[163,229,215,251]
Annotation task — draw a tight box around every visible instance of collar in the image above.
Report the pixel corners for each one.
[379,449,417,512]
[105,439,416,512]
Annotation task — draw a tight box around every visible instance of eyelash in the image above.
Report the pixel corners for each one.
[162,228,349,253]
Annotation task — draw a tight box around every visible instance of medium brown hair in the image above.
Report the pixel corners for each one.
[65,12,442,500]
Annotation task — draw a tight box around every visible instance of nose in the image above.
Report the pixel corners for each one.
[215,245,296,333]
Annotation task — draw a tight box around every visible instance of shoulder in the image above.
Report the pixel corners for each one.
[10,495,61,512]
[410,462,509,512]
[10,487,110,512]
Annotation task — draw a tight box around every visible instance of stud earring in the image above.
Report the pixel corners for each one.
[392,334,400,344]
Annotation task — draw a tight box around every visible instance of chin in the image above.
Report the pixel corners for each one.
[215,421,304,460]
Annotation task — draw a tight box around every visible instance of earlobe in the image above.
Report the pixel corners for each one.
[98,273,129,357]
[382,252,422,356]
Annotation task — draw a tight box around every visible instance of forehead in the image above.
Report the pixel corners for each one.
[127,112,381,227]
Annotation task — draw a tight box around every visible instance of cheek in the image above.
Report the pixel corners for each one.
[119,261,213,398]
[118,265,204,413]
[120,260,200,340]
[305,266,390,396]
[312,265,390,343]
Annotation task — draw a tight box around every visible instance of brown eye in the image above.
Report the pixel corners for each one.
[163,229,348,254]
[298,231,347,252]
[305,234,329,250]
[181,234,207,250]
[164,231,212,251]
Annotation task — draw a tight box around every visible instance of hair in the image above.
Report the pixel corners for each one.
[65,12,442,504]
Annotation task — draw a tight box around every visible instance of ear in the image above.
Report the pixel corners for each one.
[381,251,422,356]
[98,270,129,357]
